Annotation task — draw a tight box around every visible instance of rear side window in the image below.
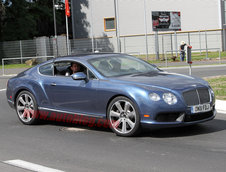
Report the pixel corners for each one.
[39,63,53,76]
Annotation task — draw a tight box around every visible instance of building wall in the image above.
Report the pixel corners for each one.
[71,0,222,39]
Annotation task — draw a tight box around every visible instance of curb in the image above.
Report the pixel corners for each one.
[216,100,226,114]
[160,64,226,70]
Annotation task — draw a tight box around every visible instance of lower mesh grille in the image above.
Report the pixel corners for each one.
[183,88,210,106]
[155,107,214,123]
[184,110,214,122]
[155,113,181,122]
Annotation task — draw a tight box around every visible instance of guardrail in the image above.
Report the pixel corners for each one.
[1,56,54,76]
[164,48,221,67]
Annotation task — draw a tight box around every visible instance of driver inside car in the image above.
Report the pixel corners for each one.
[65,62,81,76]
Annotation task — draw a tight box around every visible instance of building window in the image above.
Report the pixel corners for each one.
[104,17,116,31]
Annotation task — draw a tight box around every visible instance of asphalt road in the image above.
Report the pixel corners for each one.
[0,65,226,171]
[0,89,226,172]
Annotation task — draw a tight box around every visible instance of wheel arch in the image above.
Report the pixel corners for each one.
[105,94,141,118]
[14,88,37,108]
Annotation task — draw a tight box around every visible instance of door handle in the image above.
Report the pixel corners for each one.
[50,83,56,86]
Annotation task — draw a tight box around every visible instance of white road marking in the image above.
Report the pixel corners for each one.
[3,159,64,172]
[0,89,6,92]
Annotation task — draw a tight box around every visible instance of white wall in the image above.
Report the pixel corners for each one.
[82,0,116,38]
[80,0,221,37]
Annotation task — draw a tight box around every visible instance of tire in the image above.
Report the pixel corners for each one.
[16,91,39,125]
[107,96,141,137]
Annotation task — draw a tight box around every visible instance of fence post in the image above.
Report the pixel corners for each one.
[199,30,202,55]
[69,39,71,55]
[174,31,178,57]
[155,31,159,60]
[20,40,23,64]
[188,32,190,45]
[123,37,126,53]
[2,59,4,76]
[170,34,173,57]
[162,35,165,60]
[205,31,208,59]
[219,49,221,64]
[165,52,168,67]
[143,0,149,61]
[95,38,98,50]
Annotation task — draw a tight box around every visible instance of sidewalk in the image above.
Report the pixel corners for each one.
[216,100,226,114]
[155,59,226,68]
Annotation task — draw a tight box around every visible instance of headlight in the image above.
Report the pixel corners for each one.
[163,93,177,105]
[209,88,215,103]
[149,93,160,101]
[210,87,215,96]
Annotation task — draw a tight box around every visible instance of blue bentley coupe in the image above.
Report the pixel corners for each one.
[6,53,216,136]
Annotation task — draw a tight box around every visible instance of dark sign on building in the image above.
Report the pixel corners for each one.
[152,11,181,31]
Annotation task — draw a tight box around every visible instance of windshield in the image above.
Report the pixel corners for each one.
[88,55,159,77]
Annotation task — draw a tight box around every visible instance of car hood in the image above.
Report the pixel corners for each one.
[110,71,208,91]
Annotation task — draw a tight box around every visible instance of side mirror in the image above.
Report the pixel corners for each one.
[71,72,87,80]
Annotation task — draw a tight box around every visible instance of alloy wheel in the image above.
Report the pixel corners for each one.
[16,93,35,123]
[109,100,137,134]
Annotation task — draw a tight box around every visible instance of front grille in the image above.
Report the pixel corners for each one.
[183,88,210,106]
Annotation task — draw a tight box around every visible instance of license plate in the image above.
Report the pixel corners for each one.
[191,104,211,114]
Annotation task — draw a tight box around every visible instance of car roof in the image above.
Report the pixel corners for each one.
[36,53,127,67]
[55,53,123,61]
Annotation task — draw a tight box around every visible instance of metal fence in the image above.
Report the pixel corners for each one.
[0,29,224,65]
[1,56,54,76]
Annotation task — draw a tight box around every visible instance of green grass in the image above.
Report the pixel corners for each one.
[135,51,226,63]
[205,76,226,100]
[0,64,33,69]
[1,51,226,69]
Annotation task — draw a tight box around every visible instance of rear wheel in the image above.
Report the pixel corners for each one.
[16,91,39,125]
[107,96,141,137]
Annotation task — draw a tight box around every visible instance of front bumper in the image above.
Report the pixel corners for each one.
[141,108,216,129]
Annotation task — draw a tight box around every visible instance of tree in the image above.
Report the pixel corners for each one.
[29,0,61,38]
[0,0,6,40]
[71,0,89,38]
[2,0,37,41]
[1,0,67,41]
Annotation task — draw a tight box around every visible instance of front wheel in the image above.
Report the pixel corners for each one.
[107,96,141,137]
[16,91,39,125]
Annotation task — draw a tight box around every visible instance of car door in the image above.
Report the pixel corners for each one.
[42,61,100,116]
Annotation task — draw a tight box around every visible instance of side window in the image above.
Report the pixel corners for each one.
[39,63,53,76]
[54,62,71,76]
[54,61,88,77]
